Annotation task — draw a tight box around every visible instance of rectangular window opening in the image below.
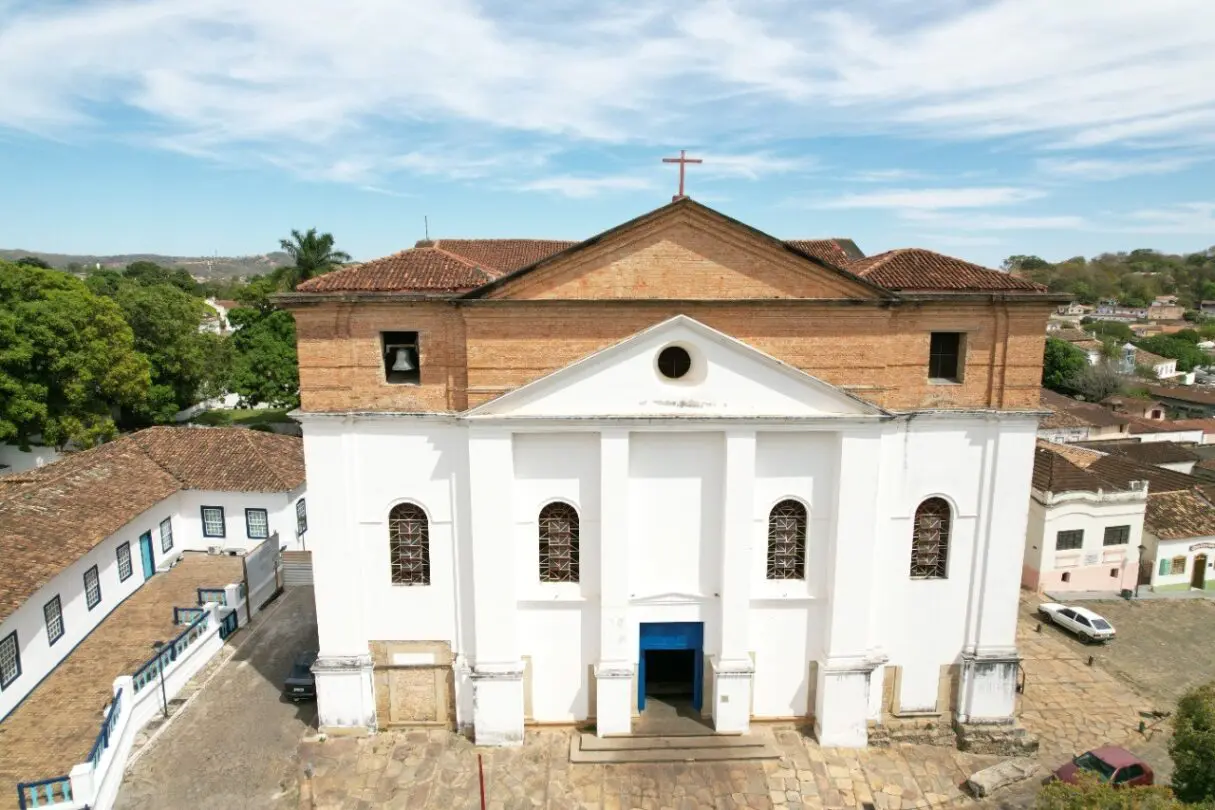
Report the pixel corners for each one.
[928,332,963,383]
[1055,530,1084,551]
[1171,556,1187,575]
[84,565,102,610]
[0,631,19,688]
[202,506,226,539]
[246,508,270,540]
[1103,525,1130,547]
[117,542,133,582]
[296,499,307,534]
[44,596,64,646]
[382,331,420,385]
[160,517,174,552]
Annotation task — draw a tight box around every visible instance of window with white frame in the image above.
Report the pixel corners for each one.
[84,565,102,610]
[201,506,226,538]
[116,542,133,582]
[0,631,19,689]
[296,499,307,534]
[245,508,270,540]
[44,596,64,645]
[160,517,174,552]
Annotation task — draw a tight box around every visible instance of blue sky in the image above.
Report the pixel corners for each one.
[2,0,1214,268]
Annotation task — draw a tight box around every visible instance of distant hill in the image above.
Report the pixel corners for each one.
[0,249,294,279]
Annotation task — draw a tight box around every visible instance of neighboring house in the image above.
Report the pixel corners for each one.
[1093,304,1147,322]
[1075,440,1199,475]
[0,427,306,721]
[1147,301,1185,321]
[1143,491,1215,592]
[1023,443,1147,594]
[202,298,231,334]
[1056,303,1090,317]
[1131,349,1180,380]
[1126,418,1208,445]
[1038,389,1131,443]
[281,197,1055,750]
[1146,385,1215,419]
[1102,396,1167,420]
[1201,301,1215,316]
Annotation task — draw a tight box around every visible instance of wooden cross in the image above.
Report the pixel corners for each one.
[662,150,702,201]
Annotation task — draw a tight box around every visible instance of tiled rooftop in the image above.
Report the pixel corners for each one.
[1145,490,1215,540]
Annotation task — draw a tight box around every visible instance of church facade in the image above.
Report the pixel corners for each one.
[281,199,1057,748]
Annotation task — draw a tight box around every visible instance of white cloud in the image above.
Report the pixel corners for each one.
[1122,203,1215,234]
[904,211,1087,230]
[516,174,657,199]
[1037,156,1201,181]
[693,151,817,180]
[849,169,929,183]
[815,187,1044,210]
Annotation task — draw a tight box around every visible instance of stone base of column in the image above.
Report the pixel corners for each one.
[954,719,1039,756]
[710,657,754,734]
[314,653,376,734]
[956,649,1020,723]
[594,661,634,737]
[814,657,879,748]
[471,661,526,746]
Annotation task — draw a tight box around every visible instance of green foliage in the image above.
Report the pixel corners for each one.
[0,261,150,449]
[276,228,350,290]
[1175,329,1201,344]
[1008,246,1215,311]
[227,306,300,408]
[14,256,52,269]
[1171,682,1215,803]
[1043,338,1089,392]
[1085,321,1135,343]
[84,269,126,298]
[1037,773,1183,810]
[123,260,198,294]
[1135,335,1210,372]
[1069,363,1127,403]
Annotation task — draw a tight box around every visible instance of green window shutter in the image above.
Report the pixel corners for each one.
[1159,558,1169,576]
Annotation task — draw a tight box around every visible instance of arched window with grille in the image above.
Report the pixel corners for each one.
[389,503,430,585]
[910,498,951,579]
[539,502,579,583]
[766,500,807,580]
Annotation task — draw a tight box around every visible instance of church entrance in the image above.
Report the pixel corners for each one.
[638,622,703,715]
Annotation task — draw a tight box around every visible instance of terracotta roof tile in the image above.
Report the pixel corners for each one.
[1145,490,1215,539]
[1087,454,1196,494]
[431,239,578,274]
[846,249,1046,292]
[0,427,304,624]
[297,247,491,293]
[784,238,865,267]
[1076,440,1199,466]
[1039,389,1131,429]
[1049,328,1091,343]
[1148,385,1215,406]
[1032,445,1117,493]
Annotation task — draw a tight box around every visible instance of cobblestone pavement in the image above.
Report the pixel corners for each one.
[299,727,1004,810]
[114,585,318,810]
[0,553,243,810]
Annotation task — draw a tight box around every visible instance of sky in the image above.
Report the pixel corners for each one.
[1,0,1214,268]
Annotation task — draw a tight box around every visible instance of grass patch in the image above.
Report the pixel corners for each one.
[192,408,294,427]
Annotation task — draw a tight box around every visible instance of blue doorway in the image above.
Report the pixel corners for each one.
[138,532,155,580]
[638,622,703,712]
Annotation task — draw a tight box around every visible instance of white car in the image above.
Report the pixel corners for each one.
[1037,603,1116,643]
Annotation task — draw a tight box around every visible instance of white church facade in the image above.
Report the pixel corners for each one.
[283,199,1057,749]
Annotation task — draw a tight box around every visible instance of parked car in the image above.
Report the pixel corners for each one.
[283,651,318,701]
[1038,603,1116,643]
[1052,746,1154,786]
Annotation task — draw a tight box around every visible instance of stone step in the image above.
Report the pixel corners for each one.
[570,734,782,764]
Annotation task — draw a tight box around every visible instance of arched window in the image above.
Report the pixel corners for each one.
[539,502,579,583]
[766,500,807,580]
[910,498,951,579]
[389,503,430,585]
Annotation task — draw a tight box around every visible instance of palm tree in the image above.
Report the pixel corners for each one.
[277,228,351,290]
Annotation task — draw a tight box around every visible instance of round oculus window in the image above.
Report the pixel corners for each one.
[657,346,692,379]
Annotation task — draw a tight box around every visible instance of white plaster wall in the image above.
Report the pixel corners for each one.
[1035,497,1145,575]
[1151,535,1215,588]
[519,605,598,722]
[0,443,62,475]
[1024,500,1047,575]
[175,489,302,552]
[0,498,180,721]
[1137,429,1204,444]
[748,604,822,718]
[627,432,724,600]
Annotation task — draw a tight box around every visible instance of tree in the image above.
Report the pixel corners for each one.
[84,268,127,298]
[14,256,52,269]
[1043,338,1089,392]
[1004,255,1052,272]
[277,228,350,290]
[1171,682,1215,803]
[114,284,212,424]
[1175,328,1201,344]
[1085,321,1134,343]
[123,261,197,294]
[1069,363,1126,402]
[0,261,150,449]
[1037,774,1184,810]
[1136,335,1210,372]
[227,306,300,407]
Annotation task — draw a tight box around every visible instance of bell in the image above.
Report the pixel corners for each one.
[391,347,416,372]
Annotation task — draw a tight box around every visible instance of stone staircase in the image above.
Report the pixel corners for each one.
[569,732,782,764]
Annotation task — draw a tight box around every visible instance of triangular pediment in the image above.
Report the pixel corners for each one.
[468,199,892,301]
[464,316,888,419]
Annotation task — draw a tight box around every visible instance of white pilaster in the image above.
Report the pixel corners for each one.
[815,429,884,747]
[468,429,524,745]
[713,430,756,733]
[596,429,632,736]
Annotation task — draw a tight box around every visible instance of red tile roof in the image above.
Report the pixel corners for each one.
[785,239,865,267]
[432,239,578,274]
[297,247,493,293]
[1145,490,1215,539]
[846,249,1046,292]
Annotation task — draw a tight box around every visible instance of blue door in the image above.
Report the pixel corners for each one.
[139,532,155,580]
[638,622,703,712]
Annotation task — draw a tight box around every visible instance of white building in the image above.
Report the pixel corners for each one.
[1143,491,1215,593]
[0,427,306,721]
[282,198,1055,751]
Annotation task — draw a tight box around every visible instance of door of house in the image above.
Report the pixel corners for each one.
[637,622,703,712]
[1192,555,1207,589]
[139,531,156,580]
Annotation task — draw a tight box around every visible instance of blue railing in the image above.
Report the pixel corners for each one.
[197,588,226,606]
[173,606,205,625]
[16,776,72,809]
[87,687,124,768]
[132,610,210,694]
[219,608,239,640]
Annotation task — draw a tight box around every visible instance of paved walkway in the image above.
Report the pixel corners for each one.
[0,553,242,810]
[114,586,318,810]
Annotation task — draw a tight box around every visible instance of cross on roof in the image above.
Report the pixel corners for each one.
[662,150,703,201]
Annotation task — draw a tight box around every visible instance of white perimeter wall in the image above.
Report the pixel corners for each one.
[175,488,304,553]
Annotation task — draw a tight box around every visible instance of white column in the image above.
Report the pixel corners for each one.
[595,429,633,736]
[468,429,525,745]
[815,429,884,747]
[713,430,756,734]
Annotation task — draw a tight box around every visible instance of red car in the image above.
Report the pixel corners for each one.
[1053,746,1154,787]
